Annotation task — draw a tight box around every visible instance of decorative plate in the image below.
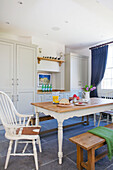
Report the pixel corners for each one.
[74,102,87,106]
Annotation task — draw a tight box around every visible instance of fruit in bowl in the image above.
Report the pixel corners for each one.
[73,94,80,103]
[76,96,80,100]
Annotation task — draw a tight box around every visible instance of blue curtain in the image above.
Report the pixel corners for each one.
[90,45,108,97]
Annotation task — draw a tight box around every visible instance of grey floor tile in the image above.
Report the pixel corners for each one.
[0,155,36,170]
[0,130,7,142]
[106,164,113,170]
[0,141,9,157]
[40,157,77,170]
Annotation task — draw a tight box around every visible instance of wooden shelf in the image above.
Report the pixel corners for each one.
[37,57,65,66]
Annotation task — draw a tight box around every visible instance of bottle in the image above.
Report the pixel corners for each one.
[42,84,44,92]
[47,84,50,92]
[50,84,52,91]
[45,84,47,92]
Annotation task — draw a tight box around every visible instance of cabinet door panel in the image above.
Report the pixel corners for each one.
[81,59,88,86]
[16,45,36,114]
[17,45,35,90]
[59,93,64,100]
[17,92,34,114]
[36,94,45,102]
[70,56,79,90]
[0,41,14,125]
[0,41,13,92]
[45,94,52,101]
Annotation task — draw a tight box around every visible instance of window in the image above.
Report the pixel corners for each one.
[101,44,113,89]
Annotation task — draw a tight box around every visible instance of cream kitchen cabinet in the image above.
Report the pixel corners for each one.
[36,94,52,102]
[65,53,89,91]
[36,94,45,102]
[0,39,37,125]
[0,41,14,98]
[16,44,36,114]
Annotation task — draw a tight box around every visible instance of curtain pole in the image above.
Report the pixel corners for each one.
[89,41,113,50]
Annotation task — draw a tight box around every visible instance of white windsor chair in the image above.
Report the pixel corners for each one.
[98,91,113,126]
[0,91,42,170]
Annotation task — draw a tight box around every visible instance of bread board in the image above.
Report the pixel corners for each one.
[74,103,86,106]
[57,104,74,107]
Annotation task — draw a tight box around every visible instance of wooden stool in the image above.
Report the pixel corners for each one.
[69,123,113,170]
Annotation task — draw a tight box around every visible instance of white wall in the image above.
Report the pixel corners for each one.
[0,32,32,44]
[65,47,90,57]
[32,37,65,90]
[32,37,65,57]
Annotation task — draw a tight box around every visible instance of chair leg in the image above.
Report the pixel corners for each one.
[37,136,42,153]
[94,113,96,126]
[111,115,113,123]
[98,113,102,126]
[32,140,38,170]
[107,114,109,124]
[14,140,18,154]
[5,140,13,169]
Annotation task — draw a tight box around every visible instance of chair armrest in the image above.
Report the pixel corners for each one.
[4,124,25,136]
[16,112,34,118]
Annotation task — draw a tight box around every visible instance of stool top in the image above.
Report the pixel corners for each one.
[69,123,113,150]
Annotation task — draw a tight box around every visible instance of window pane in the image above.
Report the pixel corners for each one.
[104,69,111,79]
[111,68,113,79]
[101,45,113,90]
[106,57,112,68]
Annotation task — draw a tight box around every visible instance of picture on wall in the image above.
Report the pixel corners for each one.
[38,73,51,86]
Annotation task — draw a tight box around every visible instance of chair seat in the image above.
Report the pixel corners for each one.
[16,127,40,135]
[5,127,41,140]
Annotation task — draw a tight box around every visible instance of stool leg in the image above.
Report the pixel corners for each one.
[77,144,83,170]
[87,148,95,170]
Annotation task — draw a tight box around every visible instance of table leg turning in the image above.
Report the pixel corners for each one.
[35,108,39,126]
[58,121,63,164]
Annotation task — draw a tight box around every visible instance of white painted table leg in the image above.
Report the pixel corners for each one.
[35,107,39,126]
[94,113,96,126]
[58,121,63,164]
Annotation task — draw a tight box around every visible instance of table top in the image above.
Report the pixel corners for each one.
[31,98,113,113]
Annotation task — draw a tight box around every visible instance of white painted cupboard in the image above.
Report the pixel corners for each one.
[0,39,37,125]
[65,53,89,91]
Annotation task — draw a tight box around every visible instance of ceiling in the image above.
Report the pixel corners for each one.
[0,0,113,49]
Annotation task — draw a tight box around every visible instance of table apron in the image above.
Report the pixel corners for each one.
[35,104,113,122]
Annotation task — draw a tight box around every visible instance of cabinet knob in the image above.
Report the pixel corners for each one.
[17,79,19,85]
[12,78,14,86]
[12,95,14,102]
[17,95,19,101]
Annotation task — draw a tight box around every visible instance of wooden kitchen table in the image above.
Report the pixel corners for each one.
[31,98,113,164]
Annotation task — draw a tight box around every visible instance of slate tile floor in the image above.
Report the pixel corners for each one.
[0,115,113,170]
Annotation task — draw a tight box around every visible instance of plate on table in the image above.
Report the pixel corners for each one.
[57,104,74,107]
[74,102,87,106]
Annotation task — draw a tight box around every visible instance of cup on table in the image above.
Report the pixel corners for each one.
[52,92,59,104]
